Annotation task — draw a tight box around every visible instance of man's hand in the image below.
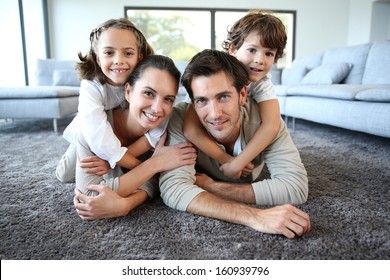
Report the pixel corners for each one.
[73,185,147,220]
[250,204,311,238]
[80,156,111,176]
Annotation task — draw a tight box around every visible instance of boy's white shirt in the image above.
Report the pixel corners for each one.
[247,73,277,103]
[63,79,168,168]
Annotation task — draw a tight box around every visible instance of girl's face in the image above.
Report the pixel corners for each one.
[229,31,277,83]
[96,28,142,86]
[125,68,177,131]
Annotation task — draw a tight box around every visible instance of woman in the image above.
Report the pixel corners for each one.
[74,55,197,218]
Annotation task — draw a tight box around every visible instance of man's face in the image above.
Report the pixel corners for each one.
[191,71,246,145]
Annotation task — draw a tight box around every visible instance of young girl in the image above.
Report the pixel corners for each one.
[56,18,155,183]
[75,55,197,205]
[183,10,287,179]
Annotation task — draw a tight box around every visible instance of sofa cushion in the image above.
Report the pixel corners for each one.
[322,43,371,84]
[36,59,77,86]
[0,86,80,99]
[281,65,308,85]
[52,69,80,86]
[291,52,323,70]
[281,52,323,85]
[362,40,390,85]
[286,84,373,100]
[301,62,352,85]
[355,86,390,102]
[274,85,290,96]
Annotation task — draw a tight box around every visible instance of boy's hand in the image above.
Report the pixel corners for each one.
[220,161,254,179]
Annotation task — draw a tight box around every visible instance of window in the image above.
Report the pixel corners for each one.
[1,0,48,86]
[125,7,296,68]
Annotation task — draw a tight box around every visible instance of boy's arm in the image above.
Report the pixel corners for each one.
[116,136,151,169]
[183,105,232,165]
[221,99,281,177]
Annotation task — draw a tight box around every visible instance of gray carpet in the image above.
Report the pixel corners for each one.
[0,117,389,260]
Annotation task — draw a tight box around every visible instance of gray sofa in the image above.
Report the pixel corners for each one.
[0,59,80,132]
[271,40,390,138]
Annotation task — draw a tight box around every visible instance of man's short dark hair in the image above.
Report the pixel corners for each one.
[181,49,249,100]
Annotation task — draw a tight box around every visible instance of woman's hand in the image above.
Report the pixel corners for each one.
[151,132,198,171]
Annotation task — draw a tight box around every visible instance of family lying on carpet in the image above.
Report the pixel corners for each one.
[55,11,311,238]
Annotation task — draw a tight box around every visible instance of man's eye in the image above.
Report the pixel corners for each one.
[220,95,229,101]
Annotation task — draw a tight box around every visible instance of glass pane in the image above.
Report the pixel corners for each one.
[127,10,211,61]
[0,0,25,86]
[23,0,46,86]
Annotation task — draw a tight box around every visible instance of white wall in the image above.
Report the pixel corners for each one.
[47,0,389,60]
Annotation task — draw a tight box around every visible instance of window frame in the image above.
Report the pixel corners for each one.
[124,6,296,64]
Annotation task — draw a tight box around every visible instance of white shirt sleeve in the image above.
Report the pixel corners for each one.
[248,73,277,103]
[144,117,170,148]
[78,80,127,168]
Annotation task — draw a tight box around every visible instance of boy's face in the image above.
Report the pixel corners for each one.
[229,31,277,83]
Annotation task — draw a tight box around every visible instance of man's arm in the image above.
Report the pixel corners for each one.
[187,191,310,239]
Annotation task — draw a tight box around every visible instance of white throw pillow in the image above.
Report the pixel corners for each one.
[301,62,352,85]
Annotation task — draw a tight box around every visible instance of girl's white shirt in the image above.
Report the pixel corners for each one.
[63,79,168,168]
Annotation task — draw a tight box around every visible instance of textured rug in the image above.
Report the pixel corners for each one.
[0,117,389,260]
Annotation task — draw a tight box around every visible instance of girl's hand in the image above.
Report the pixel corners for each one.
[152,132,198,171]
[80,156,111,176]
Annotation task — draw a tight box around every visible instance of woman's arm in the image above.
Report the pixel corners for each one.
[116,136,151,169]
[116,132,197,198]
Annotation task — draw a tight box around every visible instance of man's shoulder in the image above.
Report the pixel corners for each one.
[166,102,191,144]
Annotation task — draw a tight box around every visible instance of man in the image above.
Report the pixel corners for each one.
[159,49,310,238]
[74,49,310,238]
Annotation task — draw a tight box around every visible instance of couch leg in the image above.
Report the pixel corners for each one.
[53,118,58,133]
[292,117,296,130]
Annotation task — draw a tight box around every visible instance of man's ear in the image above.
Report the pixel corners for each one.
[239,85,247,106]
[125,83,132,102]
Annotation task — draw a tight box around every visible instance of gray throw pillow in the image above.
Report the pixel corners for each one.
[301,62,352,85]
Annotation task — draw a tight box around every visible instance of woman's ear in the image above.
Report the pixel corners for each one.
[125,83,132,102]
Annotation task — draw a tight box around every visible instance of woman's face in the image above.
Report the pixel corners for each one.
[125,67,177,131]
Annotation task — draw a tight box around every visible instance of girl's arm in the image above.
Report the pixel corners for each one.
[78,81,127,169]
[116,136,151,169]
[79,135,152,176]
[220,99,281,178]
[116,132,198,198]
[183,105,232,165]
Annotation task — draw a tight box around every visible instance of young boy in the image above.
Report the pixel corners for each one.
[183,9,287,179]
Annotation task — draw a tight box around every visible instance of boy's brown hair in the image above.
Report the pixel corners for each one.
[222,9,287,62]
